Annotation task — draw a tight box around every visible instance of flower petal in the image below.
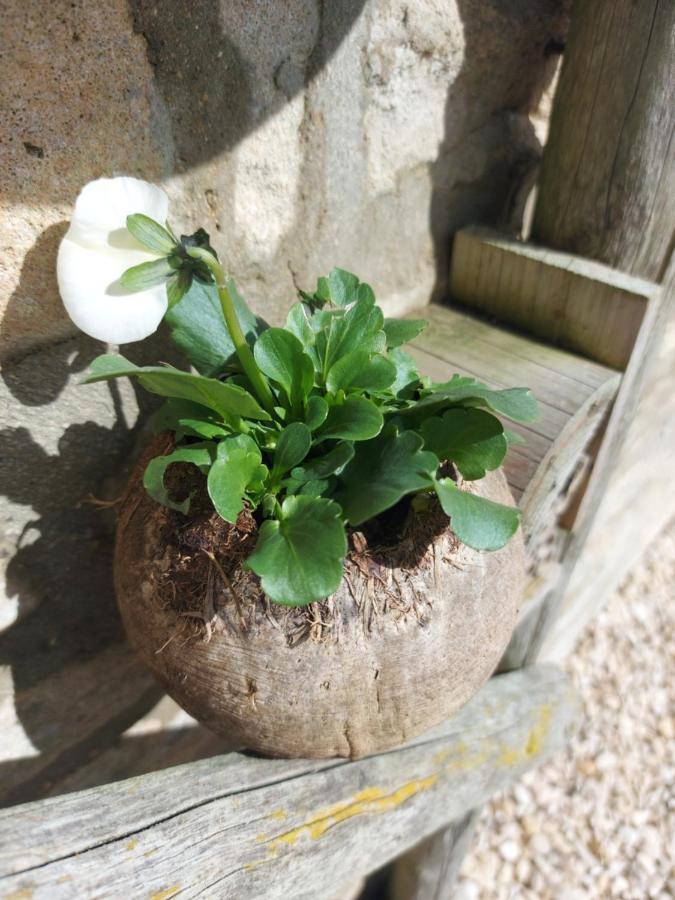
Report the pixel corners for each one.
[57,237,167,344]
[66,177,170,251]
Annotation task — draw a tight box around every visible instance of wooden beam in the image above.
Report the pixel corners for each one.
[0,666,579,899]
[448,226,655,369]
[531,0,675,281]
[540,255,675,661]
[389,810,481,900]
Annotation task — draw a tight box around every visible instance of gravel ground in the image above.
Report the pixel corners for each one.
[456,525,675,900]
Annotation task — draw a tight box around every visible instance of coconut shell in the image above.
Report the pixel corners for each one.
[114,442,525,759]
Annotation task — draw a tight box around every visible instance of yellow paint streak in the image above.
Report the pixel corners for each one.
[258,776,437,856]
[149,886,181,900]
[126,839,138,852]
[499,704,552,767]
[5,889,33,900]
[267,809,287,822]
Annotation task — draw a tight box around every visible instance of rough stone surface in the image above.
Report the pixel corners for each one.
[1,0,568,361]
[457,523,675,899]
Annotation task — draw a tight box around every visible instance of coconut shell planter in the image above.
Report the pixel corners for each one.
[59,177,537,760]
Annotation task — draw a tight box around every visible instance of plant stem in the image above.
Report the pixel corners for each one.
[187,248,275,414]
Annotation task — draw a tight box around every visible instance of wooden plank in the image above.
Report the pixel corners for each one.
[408,344,567,444]
[531,0,675,282]
[421,304,614,390]
[407,309,620,536]
[0,643,165,809]
[448,227,655,368]
[415,309,597,416]
[0,666,580,899]
[540,256,675,661]
[519,375,620,546]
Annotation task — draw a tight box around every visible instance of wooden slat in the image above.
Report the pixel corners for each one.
[408,305,620,516]
[390,809,481,900]
[540,253,675,661]
[449,226,656,369]
[0,665,579,900]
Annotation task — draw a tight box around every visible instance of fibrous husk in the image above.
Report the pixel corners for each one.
[114,440,525,759]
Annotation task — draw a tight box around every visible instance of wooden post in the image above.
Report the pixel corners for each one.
[393,2,674,895]
[531,0,675,281]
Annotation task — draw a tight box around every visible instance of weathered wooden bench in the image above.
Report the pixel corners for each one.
[1,0,673,896]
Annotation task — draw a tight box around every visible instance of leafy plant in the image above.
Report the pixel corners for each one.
[81,208,538,606]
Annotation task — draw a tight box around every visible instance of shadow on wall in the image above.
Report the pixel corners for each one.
[0,326,196,805]
[428,0,567,298]
[127,0,368,170]
[0,0,368,804]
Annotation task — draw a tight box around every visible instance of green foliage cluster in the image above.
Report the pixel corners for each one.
[88,222,538,606]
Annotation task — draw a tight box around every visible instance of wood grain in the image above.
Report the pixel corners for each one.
[390,809,481,900]
[531,0,675,281]
[0,665,579,900]
[541,254,675,661]
[449,226,655,368]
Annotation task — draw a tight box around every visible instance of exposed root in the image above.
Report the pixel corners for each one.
[148,473,458,645]
[202,548,247,632]
[83,492,124,509]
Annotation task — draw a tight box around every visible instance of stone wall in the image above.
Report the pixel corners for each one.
[0,0,568,794]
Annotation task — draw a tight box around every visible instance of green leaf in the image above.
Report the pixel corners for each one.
[291,442,355,483]
[305,395,329,430]
[84,354,271,422]
[389,348,421,399]
[126,214,177,255]
[285,302,321,370]
[431,375,539,423]
[297,478,332,497]
[152,398,219,433]
[166,268,191,308]
[505,429,526,446]
[326,350,397,394]
[327,268,360,306]
[271,422,312,477]
[120,257,174,292]
[433,478,521,551]
[383,318,428,348]
[336,429,439,525]
[357,283,376,305]
[323,300,386,374]
[401,375,539,424]
[298,274,331,310]
[143,444,214,514]
[165,277,268,377]
[317,396,384,442]
[253,328,314,412]
[207,436,263,523]
[421,408,508,480]
[245,495,347,605]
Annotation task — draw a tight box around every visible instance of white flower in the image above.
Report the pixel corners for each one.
[57,177,170,344]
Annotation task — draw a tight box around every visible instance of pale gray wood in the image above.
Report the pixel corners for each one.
[518,374,620,548]
[0,665,579,899]
[390,809,481,900]
[541,254,675,660]
[449,226,656,369]
[531,0,675,281]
